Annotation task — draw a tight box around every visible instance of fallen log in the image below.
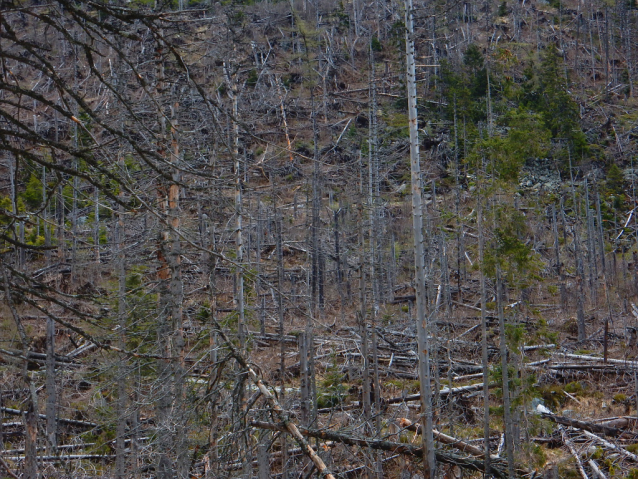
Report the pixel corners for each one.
[331,454,399,478]
[598,417,637,429]
[250,420,510,479]
[0,407,97,429]
[67,342,97,359]
[316,382,497,414]
[384,382,497,405]
[541,414,626,438]
[0,349,81,370]
[1,443,96,455]
[397,418,501,461]
[3,454,114,462]
[547,364,620,371]
[557,353,638,368]
[391,294,415,303]
[579,429,638,463]
[223,443,336,471]
[0,348,77,364]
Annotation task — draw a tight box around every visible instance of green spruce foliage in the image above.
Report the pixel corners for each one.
[23,174,43,209]
[468,108,550,182]
[520,44,588,157]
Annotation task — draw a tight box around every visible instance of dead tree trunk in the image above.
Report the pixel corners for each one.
[45,315,56,454]
[115,191,127,479]
[497,268,515,479]
[478,195,492,476]
[405,0,436,474]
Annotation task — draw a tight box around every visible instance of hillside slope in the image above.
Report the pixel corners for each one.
[1,1,638,478]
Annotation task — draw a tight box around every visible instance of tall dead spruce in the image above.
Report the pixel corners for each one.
[404,0,436,475]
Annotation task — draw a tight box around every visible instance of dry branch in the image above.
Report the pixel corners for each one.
[213,321,336,479]
[579,429,638,463]
[0,457,18,479]
[559,425,589,479]
[588,459,607,479]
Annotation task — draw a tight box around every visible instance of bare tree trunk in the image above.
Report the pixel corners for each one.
[155,42,185,478]
[257,202,265,335]
[575,219,587,341]
[224,63,246,350]
[585,180,598,303]
[8,156,22,269]
[94,187,100,263]
[115,191,127,479]
[2,266,37,479]
[552,205,566,311]
[308,84,319,422]
[497,268,515,479]
[275,191,288,479]
[368,46,383,477]
[43,166,51,263]
[46,315,57,454]
[570,156,587,341]
[405,0,436,474]
[595,189,606,279]
[25,396,38,479]
[334,209,346,324]
[258,440,270,479]
[478,195,491,477]
[358,190,371,426]
[169,103,186,478]
[300,332,310,425]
